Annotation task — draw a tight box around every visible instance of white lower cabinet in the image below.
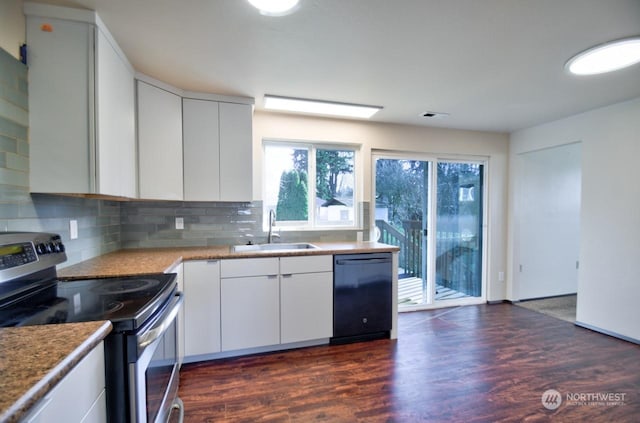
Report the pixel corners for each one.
[24,342,106,423]
[220,258,280,351]
[280,256,333,344]
[183,261,221,357]
[182,255,334,358]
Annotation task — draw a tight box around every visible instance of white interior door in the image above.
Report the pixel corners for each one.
[516,142,581,299]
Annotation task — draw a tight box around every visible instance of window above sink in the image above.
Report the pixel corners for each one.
[263,140,360,231]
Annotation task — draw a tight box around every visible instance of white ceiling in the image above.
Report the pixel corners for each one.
[31,0,640,132]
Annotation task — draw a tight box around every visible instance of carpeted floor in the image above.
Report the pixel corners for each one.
[515,294,577,323]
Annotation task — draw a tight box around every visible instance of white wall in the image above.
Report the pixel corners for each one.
[514,142,581,299]
[253,111,510,302]
[0,0,25,59]
[509,97,640,341]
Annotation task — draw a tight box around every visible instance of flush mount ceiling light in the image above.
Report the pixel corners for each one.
[565,36,640,75]
[247,0,300,16]
[264,95,383,119]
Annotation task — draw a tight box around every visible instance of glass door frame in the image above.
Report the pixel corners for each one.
[372,150,489,311]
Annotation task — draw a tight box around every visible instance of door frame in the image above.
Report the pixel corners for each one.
[372,150,489,311]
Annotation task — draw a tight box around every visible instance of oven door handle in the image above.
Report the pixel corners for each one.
[138,292,183,350]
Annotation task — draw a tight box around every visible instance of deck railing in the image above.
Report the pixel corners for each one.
[375,219,481,296]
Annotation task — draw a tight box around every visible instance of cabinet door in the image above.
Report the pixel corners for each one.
[221,275,279,351]
[183,99,220,201]
[95,28,136,197]
[24,342,105,423]
[27,16,94,193]
[183,261,221,357]
[281,272,333,343]
[137,81,183,200]
[219,102,253,201]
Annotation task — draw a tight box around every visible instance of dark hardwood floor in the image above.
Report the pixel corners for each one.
[177,304,639,422]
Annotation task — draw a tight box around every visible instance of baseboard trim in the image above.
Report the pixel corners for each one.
[486,300,509,305]
[519,293,577,302]
[574,321,640,345]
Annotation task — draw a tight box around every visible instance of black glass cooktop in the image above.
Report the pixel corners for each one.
[0,273,176,331]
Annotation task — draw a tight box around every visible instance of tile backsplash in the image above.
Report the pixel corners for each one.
[0,45,29,200]
[0,47,120,267]
[121,201,262,248]
[120,200,369,248]
[0,46,367,268]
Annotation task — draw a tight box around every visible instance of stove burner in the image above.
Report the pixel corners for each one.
[92,278,161,295]
[105,300,124,314]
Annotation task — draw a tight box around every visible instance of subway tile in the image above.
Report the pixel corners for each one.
[17,77,28,97]
[0,167,28,187]
[0,204,20,218]
[0,115,27,140]
[0,97,28,127]
[6,152,29,171]
[121,231,150,242]
[0,85,28,111]
[0,185,29,202]
[0,134,17,153]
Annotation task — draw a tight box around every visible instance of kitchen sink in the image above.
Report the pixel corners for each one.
[230,242,320,253]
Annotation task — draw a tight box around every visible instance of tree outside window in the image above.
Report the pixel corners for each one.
[264,142,357,229]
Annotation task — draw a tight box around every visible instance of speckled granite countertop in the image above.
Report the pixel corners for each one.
[58,241,400,279]
[0,321,112,423]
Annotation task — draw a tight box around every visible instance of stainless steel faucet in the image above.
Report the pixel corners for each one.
[267,209,279,243]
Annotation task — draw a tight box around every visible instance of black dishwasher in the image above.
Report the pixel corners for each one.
[332,252,392,344]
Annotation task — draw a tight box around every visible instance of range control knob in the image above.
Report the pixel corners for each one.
[57,243,65,252]
[45,243,54,253]
[36,243,46,254]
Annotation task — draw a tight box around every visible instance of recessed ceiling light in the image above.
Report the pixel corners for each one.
[565,36,640,75]
[247,0,300,16]
[264,95,383,119]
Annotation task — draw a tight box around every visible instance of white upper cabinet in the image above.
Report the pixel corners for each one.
[136,80,184,200]
[183,99,253,201]
[183,99,220,201]
[95,29,136,198]
[219,102,253,201]
[25,3,136,197]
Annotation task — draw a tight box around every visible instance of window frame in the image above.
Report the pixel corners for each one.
[262,139,361,231]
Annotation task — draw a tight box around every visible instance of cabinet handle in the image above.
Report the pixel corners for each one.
[172,397,185,423]
[282,274,292,278]
[268,274,278,279]
[207,260,218,264]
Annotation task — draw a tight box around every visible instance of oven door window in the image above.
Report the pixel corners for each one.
[145,317,177,422]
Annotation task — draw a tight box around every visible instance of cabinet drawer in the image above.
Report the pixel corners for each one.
[280,255,333,274]
[24,343,105,422]
[221,258,279,278]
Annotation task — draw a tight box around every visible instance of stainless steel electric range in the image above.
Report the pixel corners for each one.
[0,232,184,423]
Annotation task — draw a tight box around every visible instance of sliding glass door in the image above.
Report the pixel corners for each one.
[373,153,486,310]
[374,157,431,307]
[434,162,484,303]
